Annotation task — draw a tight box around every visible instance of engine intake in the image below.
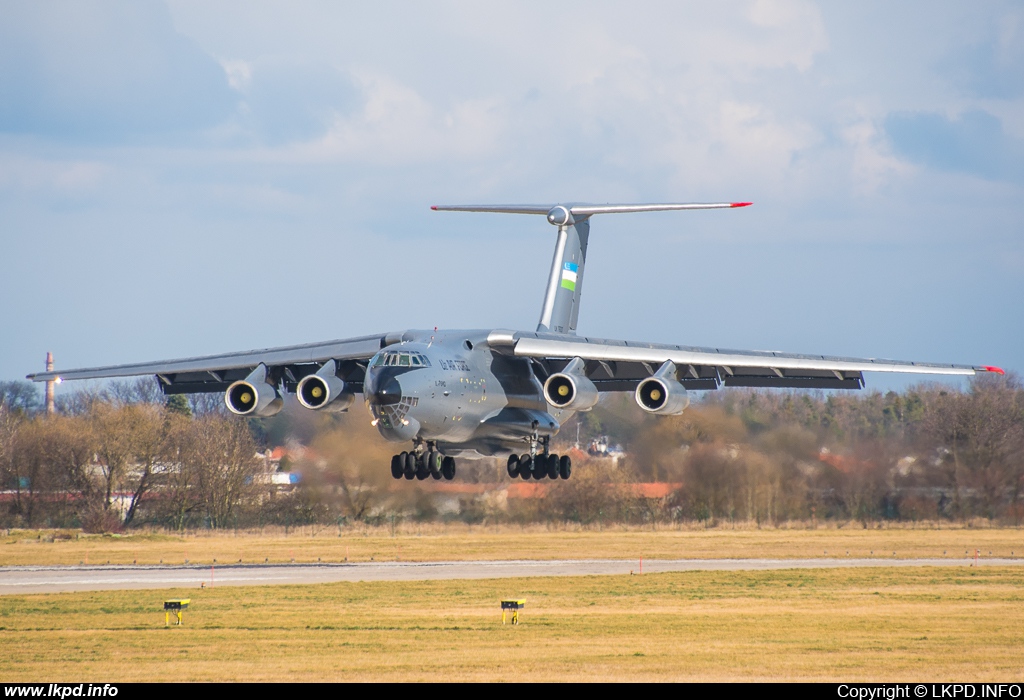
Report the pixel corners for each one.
[225,364,283,417]
[296,360,354,412]
[543,357,599,411]
[635,361,689,415]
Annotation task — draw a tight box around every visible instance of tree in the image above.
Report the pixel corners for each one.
[165,394,191,417]
[310,415,394,521]
[0,381,41,416]
[185,416,261,528]
[921,374,1024,520]
[107,377,162,406]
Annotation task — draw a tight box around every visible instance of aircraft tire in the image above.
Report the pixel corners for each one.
[390,455,403,480]
[415,452,429,480]
[531,455,546,480]
[441,456,456,480]
[559,455,572,480]
[403,451,416,479]
[519,455,533,480]
[429,451,443,479]
[506,455,520,478]
[547,455,558,479]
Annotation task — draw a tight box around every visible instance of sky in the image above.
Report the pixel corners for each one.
[1,0,1021,396]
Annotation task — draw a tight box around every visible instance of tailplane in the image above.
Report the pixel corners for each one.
[431,202,751,335]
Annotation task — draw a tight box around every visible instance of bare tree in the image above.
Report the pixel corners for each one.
[107,377,163,406]
[921,374,1024,520]
[185,417,261,528]
[311,417,394,521]
[187,392,229,417]
[120,405,171,526]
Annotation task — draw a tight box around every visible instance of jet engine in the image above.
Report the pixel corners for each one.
[543,357,599,411]
[225,364,283,417]
[635,361,690,415]
[296,360,354,412]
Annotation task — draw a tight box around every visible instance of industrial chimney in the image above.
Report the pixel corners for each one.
[45,352,55,416]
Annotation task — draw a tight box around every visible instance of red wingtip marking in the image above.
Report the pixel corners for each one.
[430,205,438,210]
[983,366,1005,375]
[731,202,753,208]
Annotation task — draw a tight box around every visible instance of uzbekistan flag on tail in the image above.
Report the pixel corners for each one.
[561,261,578,291]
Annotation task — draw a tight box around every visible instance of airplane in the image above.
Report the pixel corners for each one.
[28,202,1004,482]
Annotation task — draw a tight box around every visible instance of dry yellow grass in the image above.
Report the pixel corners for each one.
[1,524,1021,566]
[1,566,1022,681]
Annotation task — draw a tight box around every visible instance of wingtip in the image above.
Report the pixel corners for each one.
[430,205,438,211]
[983,365,1006,375]
[731,202,753,208]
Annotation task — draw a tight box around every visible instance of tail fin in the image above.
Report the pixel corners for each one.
[432,202,751,335]
[538,211,589,333]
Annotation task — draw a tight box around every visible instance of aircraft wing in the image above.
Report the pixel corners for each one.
[487,330,1003,391]
[26,333,391,395]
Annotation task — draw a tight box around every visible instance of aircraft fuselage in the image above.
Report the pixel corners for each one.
[363,330,561,458]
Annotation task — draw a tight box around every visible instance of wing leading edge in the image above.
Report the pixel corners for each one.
[26,333,391,395]
[487,330,1003,392]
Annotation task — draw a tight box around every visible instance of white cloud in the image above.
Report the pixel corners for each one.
[840,117,915,194]
[280,74,507,164]
[220,59,252,92]
[0,155,109,194]
[746,0,829,71]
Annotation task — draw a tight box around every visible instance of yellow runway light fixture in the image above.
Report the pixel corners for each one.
[501,599,525,625]
[164,599,190,627]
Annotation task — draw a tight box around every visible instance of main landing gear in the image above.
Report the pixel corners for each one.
[506,452,571,480]
[390,448,455,481]
[505,424,571,480]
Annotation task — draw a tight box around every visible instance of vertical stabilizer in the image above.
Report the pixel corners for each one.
[537,216,590,334]
[431,201,751,335]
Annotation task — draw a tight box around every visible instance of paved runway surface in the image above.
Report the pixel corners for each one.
[1,558,1020,594]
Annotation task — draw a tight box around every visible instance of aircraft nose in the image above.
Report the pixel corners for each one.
[367,376,403,405]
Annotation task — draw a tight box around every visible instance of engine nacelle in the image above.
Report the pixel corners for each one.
[296,360,354,412]
[225,364,283,417]
[635,361,689,415]
[543,357,599,411]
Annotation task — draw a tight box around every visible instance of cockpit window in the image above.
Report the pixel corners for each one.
[371,351,431,368]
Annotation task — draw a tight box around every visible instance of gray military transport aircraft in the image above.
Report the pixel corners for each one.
[29,203,1004,482]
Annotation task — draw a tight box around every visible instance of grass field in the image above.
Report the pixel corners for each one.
[1,566,1022,681]
[1,524,1021,566]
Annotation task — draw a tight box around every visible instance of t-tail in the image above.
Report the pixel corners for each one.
[432,201,751,335]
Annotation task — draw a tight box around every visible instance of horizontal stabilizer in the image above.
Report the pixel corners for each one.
[432,202,751,217]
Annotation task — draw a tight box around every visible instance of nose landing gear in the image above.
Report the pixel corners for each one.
[391,445,455,481]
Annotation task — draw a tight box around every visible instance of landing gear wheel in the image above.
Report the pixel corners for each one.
[519,454,533,480]
[428,451,443,480]
[415,453,429,480]
[530,455,546,480]
[441,456,456,480]
[390,454,403,480]
[506,455,520,478]
[546,454,560,479]
[559,455,572,480]
[403,451,416,480]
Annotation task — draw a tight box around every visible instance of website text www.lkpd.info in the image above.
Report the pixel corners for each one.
[5,686,117,698]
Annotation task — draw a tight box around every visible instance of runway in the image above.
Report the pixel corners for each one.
[1,557,1020,594]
